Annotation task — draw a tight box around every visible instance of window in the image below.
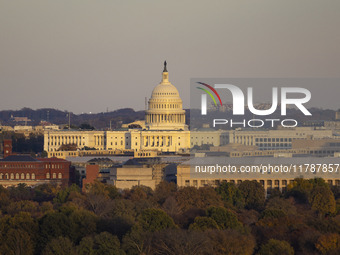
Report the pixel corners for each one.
[52,173,56,179]
[26,173,30,179]
[15,173,19,179]
[58,173,62,179]
[21,173,25,179]
[46,173,50,179]
[185,180,190,186]
[32,173,35,179]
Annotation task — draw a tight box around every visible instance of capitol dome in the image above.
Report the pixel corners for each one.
[145,61,187,130]
[151,83,180,98]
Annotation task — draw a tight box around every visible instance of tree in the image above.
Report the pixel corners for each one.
[176,186,223,212]
[265,197,297,216]
[77,232,124,255]
[41,150,48,158]
[153,181,177,205]
[189,216,219,231]
[216,182,245,208]
[309,185,336,217]
[238,180,265,210]
[206,207,242,230]
[33,183,58,202]
[123,185,154,201]
[286,178,313,203]
[258,239,294,255]
[79,123,95,130]
[147,229,212,255]
[67,208,98,243]
[38,211,75,251]
[76,236,94,255]
[92,232,124,255]
[138,208,176,232]
[0,229,34,255]
[97,216,133,240]
[8,183,33,201]
[208,229,256,255]
[7,212,39,241]
[315,233,340,255]
[42,236,75,255]
[5,200,40,217]
[85,193,114,217]
[53,184,81,204]
[162,196,180,217]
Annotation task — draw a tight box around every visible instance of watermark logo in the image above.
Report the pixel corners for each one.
[193,79,315,128]
[197,83,311,116]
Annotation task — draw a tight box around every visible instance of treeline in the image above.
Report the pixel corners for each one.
[0,179,339,255]
[0,108,145,129]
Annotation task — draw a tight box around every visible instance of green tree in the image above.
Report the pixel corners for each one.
[41,150,48,158]
[6,212,39,242]
[8,183,33,201]
[189,216,219,231]
[76,236,94,255]
[53,184,81,204]
[309,185,336,217]
[0,229,34,255]
[206,207,242,230]
[5,200,39,216]
[216,182,245,208]
[287,178,313,203]
[238,180,265,210]
[138,208,176,232]
[33,183,58,202]
[79,123,95,130]
[265,197,297,215]
[258,239,294,255]
[38,211,75,251]
[42,236,75,255]
[92,232,125,255]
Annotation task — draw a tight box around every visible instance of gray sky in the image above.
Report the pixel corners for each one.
[0,0,339,114]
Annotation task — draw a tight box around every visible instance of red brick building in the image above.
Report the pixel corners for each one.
[3,139,13,158]
[0,155,73,187]
[82,164,100,191]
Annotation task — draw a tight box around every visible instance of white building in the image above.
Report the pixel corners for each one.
[44,62,191,156]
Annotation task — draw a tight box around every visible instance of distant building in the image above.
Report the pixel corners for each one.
[108,157,179,190]
[44,62,191,156]
[82,164,100,191]
[14,125,33,132]
[10,116,31,123]
[177,157,340,194]
[3,139,13,158]
[0,155,73,187]
[109,159,156,190]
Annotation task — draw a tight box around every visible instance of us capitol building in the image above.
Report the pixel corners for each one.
[44,62,335,159]
[44,62,194,158]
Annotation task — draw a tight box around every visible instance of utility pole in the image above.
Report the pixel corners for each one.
[68,112,71,130]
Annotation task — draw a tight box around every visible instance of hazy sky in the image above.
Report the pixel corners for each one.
[0,0,339,114]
